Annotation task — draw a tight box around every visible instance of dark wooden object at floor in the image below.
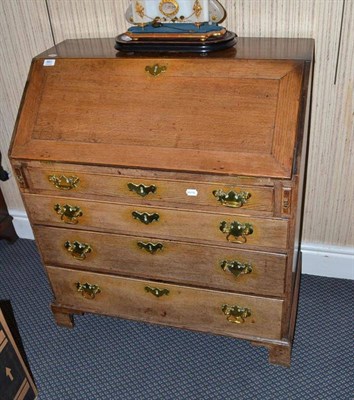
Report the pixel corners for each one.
[0,152,18,243]
[0,307,37,399]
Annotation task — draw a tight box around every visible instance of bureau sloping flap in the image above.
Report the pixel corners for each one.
[10,56,306,178]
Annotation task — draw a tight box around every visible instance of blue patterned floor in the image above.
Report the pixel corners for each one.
[0,239,353,399]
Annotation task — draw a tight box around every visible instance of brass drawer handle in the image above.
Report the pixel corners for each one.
[213,190,251,208]
[127,182,157,197]
[137,241,163,254]
[222,304,251,324]
[54,204,83,224]
[132,211,159,225]
[76,282,101,300]
[220,260,253,278]
[219,221,254,244]
[64,240,92,260]
[48,174,80,190]
[145,64,167,77]
[145,286,170,298]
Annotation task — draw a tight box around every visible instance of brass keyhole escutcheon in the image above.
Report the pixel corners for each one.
[137,242,164,254]
[145,64,167,77]
[127,182,157,197]
[132,211,159,225]
[145,286,170,298]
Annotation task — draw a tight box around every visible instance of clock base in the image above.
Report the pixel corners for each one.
[115,29,237,53]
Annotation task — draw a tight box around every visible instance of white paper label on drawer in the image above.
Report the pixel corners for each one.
[43,59,56,66]
[186,189,198,197]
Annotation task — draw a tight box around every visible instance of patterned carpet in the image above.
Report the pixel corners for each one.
[0,239,353,399]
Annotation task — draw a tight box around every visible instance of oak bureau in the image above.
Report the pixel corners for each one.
[10,37,314,366]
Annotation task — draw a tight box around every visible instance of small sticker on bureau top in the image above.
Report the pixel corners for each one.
[43,59,56,66]
[186,189,198,197]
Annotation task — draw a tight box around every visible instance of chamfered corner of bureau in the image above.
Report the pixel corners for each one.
[9,37,314,367]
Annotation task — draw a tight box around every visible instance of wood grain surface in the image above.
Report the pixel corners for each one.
[23,164,275,215]
[11,56,304,179]
[47,265,284,340]
[34,225,287,296]
[23,193,289,251]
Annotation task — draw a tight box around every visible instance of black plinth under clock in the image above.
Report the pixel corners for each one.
[115,31,237,53]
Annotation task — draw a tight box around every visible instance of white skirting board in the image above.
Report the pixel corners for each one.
[301,244,354,280]
[9,210,354,280]
[10,210,34,240]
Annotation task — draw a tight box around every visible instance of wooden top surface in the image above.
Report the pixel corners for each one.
[36,37,314,61]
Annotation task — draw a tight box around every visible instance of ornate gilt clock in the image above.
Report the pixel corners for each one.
[159,0,180,18]
[126,0,226,25]
[116,0,236,53]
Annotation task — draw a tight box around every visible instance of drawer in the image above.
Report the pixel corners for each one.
[23,166,274,214]
[34,226,287,296]
[47,266,284,340]
[24,194,289,251]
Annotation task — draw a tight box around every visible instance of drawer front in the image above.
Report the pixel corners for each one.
[47,266,283,340]
[24,166,274,214]
[35,226,287,296]
[24,194,288,251]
